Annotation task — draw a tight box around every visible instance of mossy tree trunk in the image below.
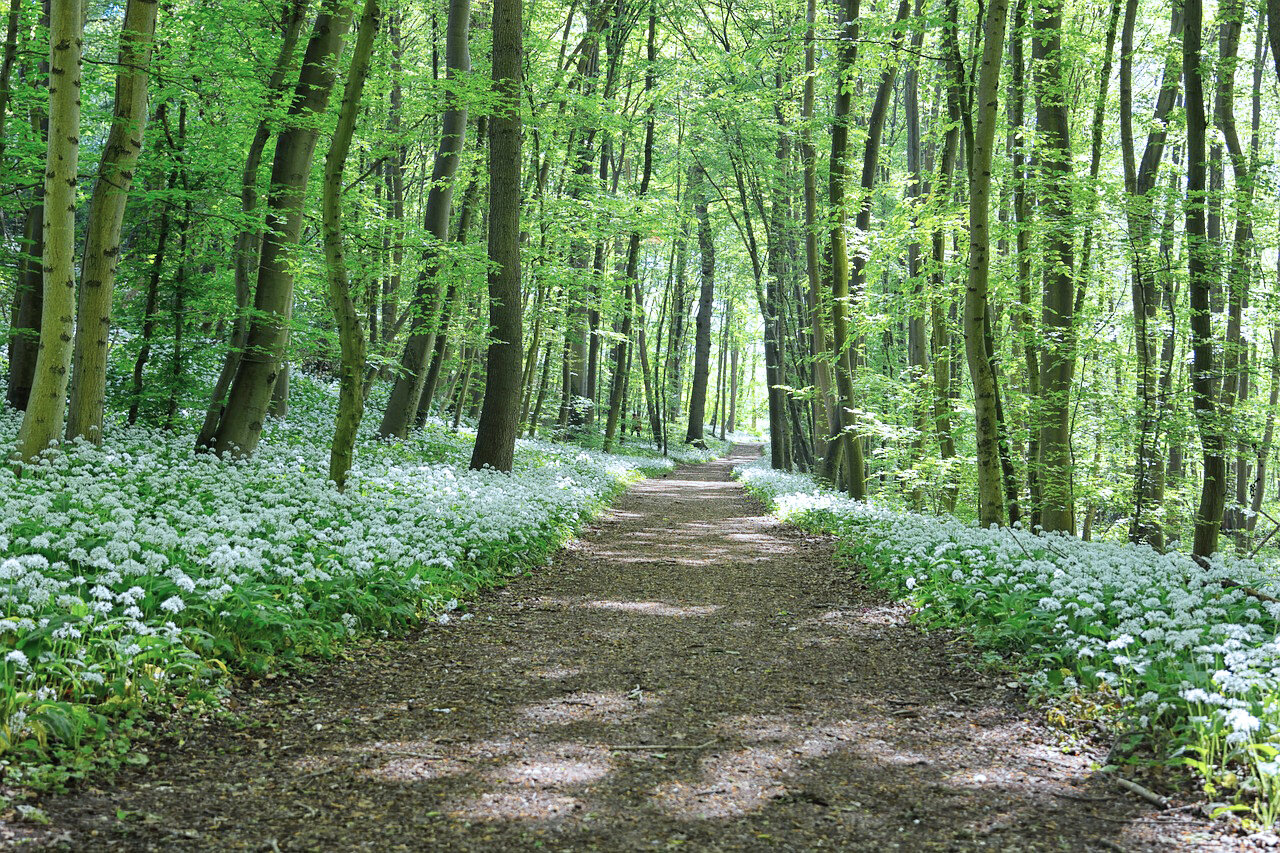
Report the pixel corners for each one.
[15,0,82,463]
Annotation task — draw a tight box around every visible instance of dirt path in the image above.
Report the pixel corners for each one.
[20,447,1249,850]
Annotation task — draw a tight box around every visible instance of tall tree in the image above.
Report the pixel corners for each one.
[1031,0,1077,534]
[380,0,472,438]
[684,165,715,445]
[470,0,524,472]
[15,0,82,463]
[65,0,161,443]
[822,0,865,495]
[196,0,311,450]
[963,0,1011,527]
[323,0,381,490]
[1184,0,1225,557]
[210,0,356,457]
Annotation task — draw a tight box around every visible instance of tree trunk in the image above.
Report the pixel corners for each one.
[195,0,309,450]
[128,170,171,425]
[800,0,836,464]
[1031,0,1077,534]
[685,166,715,446]
[1185,0,1226,558]
[604,9,656,451]
[962,0,1011,526]
[469,0,523,472]
[323,0,380,490]
[1122,0,1183,546]
[727,346,739,434]
[822,0,865,493]
[65,0,159,443]
[211,0,356,457]
[15,0,82,463]
[380,0,471,438]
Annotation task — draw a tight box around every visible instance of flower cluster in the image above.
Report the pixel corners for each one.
[736,456,1280,815]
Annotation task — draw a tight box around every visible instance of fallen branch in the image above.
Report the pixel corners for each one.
[1114,776,1168,809]
[1189,554,1280,604]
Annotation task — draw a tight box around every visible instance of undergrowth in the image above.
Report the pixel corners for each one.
[737,456,1280,827]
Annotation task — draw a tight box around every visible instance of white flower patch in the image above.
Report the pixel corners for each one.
[735,453,1280,796]
[0,375,679,752]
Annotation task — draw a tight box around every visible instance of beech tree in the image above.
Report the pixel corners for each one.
[15,0,82,463]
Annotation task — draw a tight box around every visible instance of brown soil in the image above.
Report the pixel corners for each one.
[10,447,1259,851]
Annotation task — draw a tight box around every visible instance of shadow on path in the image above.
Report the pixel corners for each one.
[24,447,1244,851]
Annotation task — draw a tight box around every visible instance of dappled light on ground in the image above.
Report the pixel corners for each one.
[577,599,721,616]
[32,447,1240,851]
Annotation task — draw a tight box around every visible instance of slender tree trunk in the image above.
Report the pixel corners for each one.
[801,0,835,465]
[904,0,929,509]
[1185,0,1226,558]
[65,0,159,442]
[211,0,356,457]
[470,0,523,472]
[196,0,309,450]
[822,0,865,493]
[15,0,82,462]
[7,0,48,413]
[323,0,380,490]
[604,10,656,451]
[1122,0,1183,546]
[528,339,553,436]
[1249,329,1280,533]
[128,173,170,426]
[381,0,471,438]
[0,0,22,169]
[417,131,486,424]
[1007,0,1041,523]
[963,0,1011,526]
[727,346,739,433]
[685,166,715,446]
[1214,0,1255,540]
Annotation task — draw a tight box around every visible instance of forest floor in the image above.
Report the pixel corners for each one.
[8,446,1259,851]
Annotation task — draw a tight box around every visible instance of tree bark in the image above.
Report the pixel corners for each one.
[469,0,523,472]
[604,10,657,452]
[821,0,864,493]
[15,0,82,463]
[1122,0,1183,546]
[65,0,159,443]
[380,0,471,438]
[963,0,1011,526]
[323,0,380,490]
[196,0,310,450]
[7,1,49,412]
[1185,0,1226,558]
[211,0,355,457]
[1031,0,1077,534]
[685,165,715,446]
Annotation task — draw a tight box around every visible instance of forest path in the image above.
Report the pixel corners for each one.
[31,446,1236,851]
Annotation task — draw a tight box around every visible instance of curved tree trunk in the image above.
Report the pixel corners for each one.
[323,0,380,490]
